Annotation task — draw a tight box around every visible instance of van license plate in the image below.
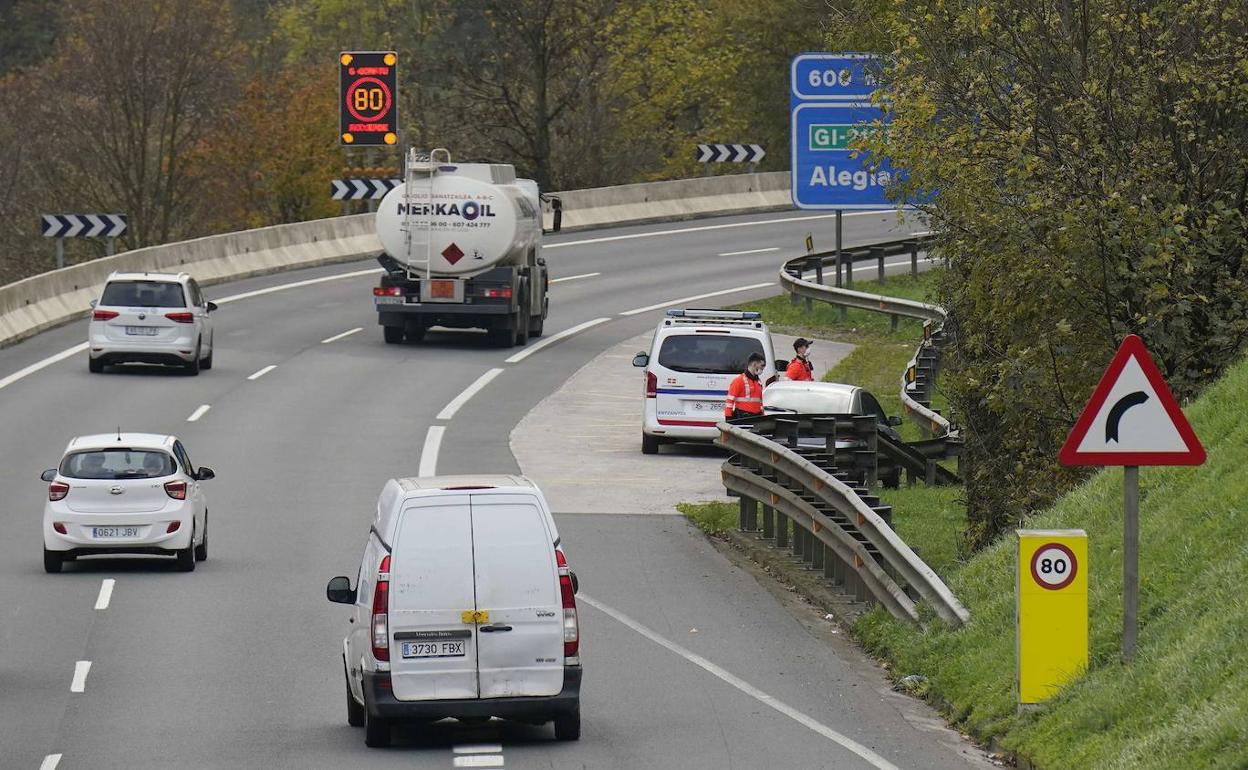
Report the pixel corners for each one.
[125,326,159,336]
[92,526,141,538]
[401,640,466,658]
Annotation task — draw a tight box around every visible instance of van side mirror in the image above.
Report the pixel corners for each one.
[206,301,219,313]
[887,416,903,427]
[195,467,216,481]
[632,352,649,368]
[569,570,579,595]
[775,359,789,372]
[41,469,57,482]
[326,576,356,604]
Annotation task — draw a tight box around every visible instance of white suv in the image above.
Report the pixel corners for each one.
[88,272,217,375]
[42,433,214,573]
[632,309,778,454]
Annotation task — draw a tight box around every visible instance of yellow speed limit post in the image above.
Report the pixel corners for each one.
[1017,529,1088,709]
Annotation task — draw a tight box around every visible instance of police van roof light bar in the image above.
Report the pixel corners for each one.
[665,309,761,320]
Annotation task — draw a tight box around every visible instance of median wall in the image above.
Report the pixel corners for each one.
[0,171,793,348]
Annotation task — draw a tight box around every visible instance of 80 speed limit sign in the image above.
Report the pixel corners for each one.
[1029,543,1078,590]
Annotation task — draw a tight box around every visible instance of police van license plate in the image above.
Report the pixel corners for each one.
[401,640,465,659]
[691,399,725,412]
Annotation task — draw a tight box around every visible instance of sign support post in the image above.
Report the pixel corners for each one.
[1123,465,1139,662]
[55,237,64,269]
[836,210,846,319]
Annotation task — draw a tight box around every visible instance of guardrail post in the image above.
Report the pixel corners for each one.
[803,524,816,565]
[925,460,937,486]
[873,246,886,282]
[762,504,774,538]
[812,536,825,570]
[823,547,836,581]
[890,314,899,332]
[739,496,758,531]
[792,522,804,557]
[910,241,919,277]
[775,510,788,548]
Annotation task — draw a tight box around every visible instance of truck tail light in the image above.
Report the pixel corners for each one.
[165,312,194,323]
[372,555,391,661]
[556,549,579,659]
[48,482,70,501]
[645,371,657,398]
[373,286,401,297]
[92,310,119,321]
[483,288,512,299]
[164,480,187,500]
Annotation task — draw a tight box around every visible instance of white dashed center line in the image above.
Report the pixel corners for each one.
[70,661,92,693]
[247,365,276,381]
[418,426,445,477]
[321,327,363,344]
[550,272,600,284]
[718,247,780,257]
[504,317,611,364]
[40,754,63,770]
[94,578,115,610]
[437,369,504,421]
[186,404,211,422]
[618,282,776,317]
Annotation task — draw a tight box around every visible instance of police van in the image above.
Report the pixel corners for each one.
[632,309,779,454]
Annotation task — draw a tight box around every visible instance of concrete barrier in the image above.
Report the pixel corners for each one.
[0,172,794,349]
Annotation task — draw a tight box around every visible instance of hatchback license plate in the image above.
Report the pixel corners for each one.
[92,526,141,538]
[125,326,159,336]
[401,640,465,659]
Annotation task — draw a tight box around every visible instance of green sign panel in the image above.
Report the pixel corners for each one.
[808,123,887,151]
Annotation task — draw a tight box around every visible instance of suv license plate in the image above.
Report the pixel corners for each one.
[401,640,466,659]
[92,526,141,538]
[125,326,159,336]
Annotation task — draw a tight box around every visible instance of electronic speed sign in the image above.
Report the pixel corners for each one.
[339,51,398,146]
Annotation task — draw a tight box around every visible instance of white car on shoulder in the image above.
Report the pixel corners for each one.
[41,433,214,573]
[632,309,779,454]
[326,475,582,747]
[88,272,217,375]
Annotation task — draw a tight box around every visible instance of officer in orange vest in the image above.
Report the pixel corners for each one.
[785,338,815,381]
[725,352,766,420]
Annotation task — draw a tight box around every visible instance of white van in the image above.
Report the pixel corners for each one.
[326,475,582,747]
[632,309,779,454]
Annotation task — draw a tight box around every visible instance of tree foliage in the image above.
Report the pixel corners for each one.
[869,0,1248,548]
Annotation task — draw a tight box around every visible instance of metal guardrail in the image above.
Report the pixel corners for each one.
[900,322,954,437]
[717,419,970,627]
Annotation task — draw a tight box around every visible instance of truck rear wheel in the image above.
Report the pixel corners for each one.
[383,326,405,345]
[404,323,426,343]
[530,314,544,338]
[514,307,529,346]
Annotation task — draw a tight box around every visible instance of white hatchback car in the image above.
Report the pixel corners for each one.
[632,309,779,454]
[42,433,214,573]
[89,272,217,375]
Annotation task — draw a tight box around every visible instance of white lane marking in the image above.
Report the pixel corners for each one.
[214,268,383,305]
[453,756,504,768]
[550,272,600,284]
[579,594,901,770]
[418,426,445,477]
[718,247,780,257]
[94,579,115,610]
[504,317,611,364]
[0,343,88,392]
[186,404,211,422]
[437,368,504,421]
[247,365,276,381]
[70,661,92,693]
[321,327,363,344]
[40,755,62,770]
[619,282,775,317]
[544,211,889,249]
[454,744,503,754]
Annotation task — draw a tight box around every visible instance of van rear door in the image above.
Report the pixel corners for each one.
[470,494,564,699]
[388,495,479,702]
[653,331,765,427]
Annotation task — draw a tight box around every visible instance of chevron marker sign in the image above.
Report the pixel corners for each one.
[40,214,127,238]
[331,178,402,200]
[695,143,765,164]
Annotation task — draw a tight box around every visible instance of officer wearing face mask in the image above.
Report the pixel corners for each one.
[725,352,766,420]
[786,338,814,381]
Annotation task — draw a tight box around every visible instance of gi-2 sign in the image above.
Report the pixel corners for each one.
[339,51,398,146]
[1017,530,1088,708]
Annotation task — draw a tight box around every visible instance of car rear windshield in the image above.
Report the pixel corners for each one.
[60,449,176,480]
[100,280,186,308]
[657,334,765,374]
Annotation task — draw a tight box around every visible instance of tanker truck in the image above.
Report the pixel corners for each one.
[373,149,561,346]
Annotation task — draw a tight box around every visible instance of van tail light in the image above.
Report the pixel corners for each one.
[372,555,391,662]
[48,481,70,501]
[92,309,119,321]
[556,549,579,659]
[645,371,657,398]
[165,312,194,323]
[164,480,187,500]
[373,286,401,297]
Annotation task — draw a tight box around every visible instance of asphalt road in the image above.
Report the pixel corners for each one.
[0,209,986,768]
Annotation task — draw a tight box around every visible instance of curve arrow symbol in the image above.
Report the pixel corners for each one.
[1105,390,1149,443]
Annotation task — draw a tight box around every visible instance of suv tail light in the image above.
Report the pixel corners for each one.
[164,480,187,500]
[165,312,194,323]
[48,481,70,501]
[92,309,119,321]
[556,549,579,659]
[645,371,657,398]
[373,286,401,297]
[372,555,391,661]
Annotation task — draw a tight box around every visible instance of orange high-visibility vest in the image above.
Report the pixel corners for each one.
[786,356,814,381]
[724,373,764,418]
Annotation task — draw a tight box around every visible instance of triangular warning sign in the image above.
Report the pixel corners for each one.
[1059,334,1205,466]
